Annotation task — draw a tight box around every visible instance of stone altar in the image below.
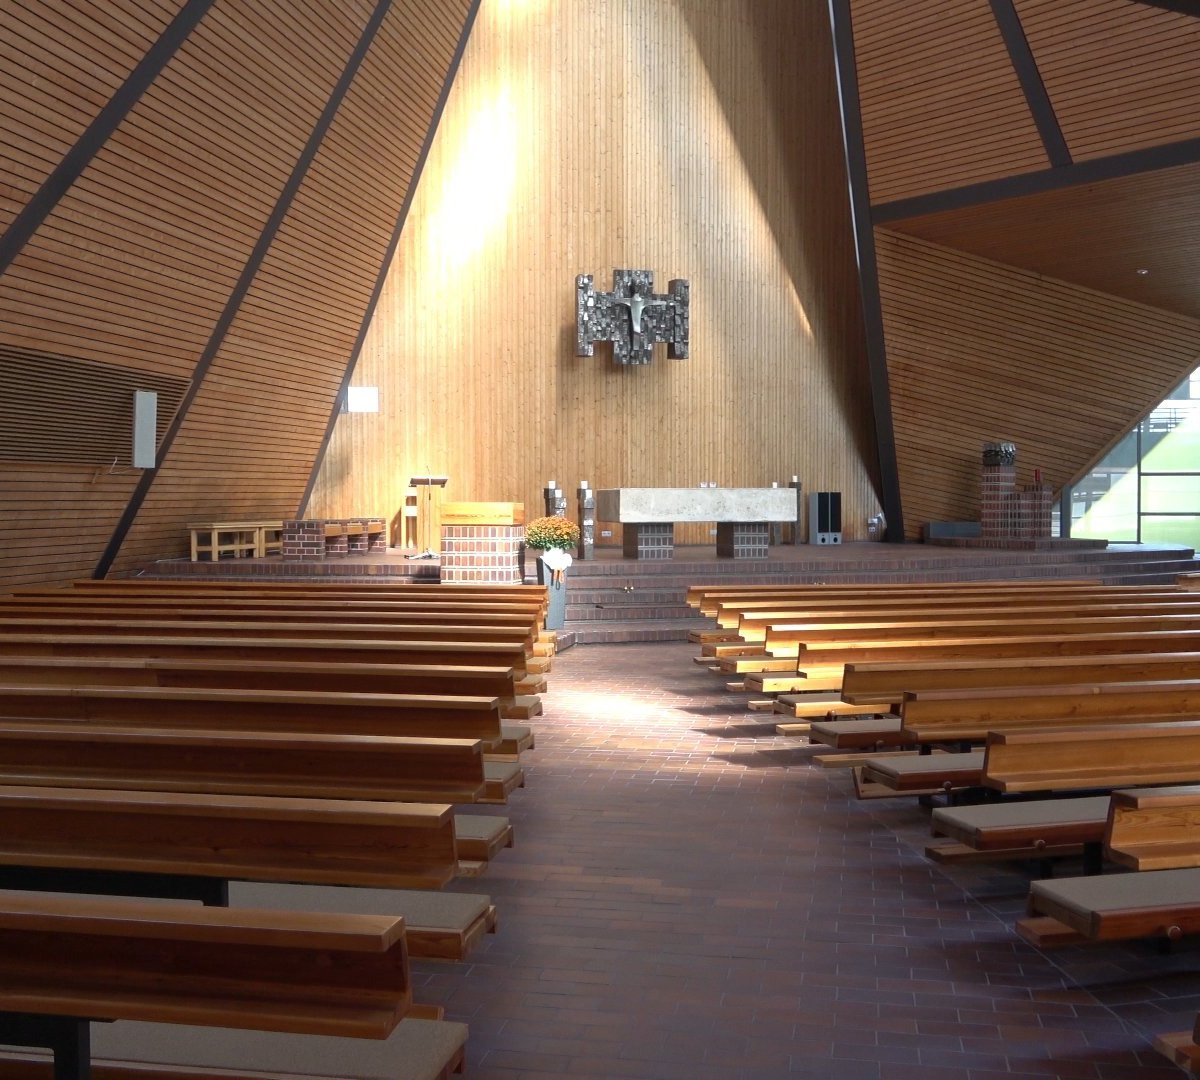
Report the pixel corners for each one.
[596,488,798,560]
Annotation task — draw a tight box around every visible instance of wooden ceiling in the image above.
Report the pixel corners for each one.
[888,161,1200,320]
[861,0,1200,318]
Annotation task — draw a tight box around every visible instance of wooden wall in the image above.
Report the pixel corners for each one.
[0,0,475,587]
[876,230,1200,538]
[307,0,878,545]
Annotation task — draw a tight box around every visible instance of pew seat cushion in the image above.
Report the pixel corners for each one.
[1031,866,1200,924]
[863,750,985,788]
[453,813,515,860]
[229,882,496,961]
[808,716,905,748]
[86,1017,468,1080]
[932,796,1110,849]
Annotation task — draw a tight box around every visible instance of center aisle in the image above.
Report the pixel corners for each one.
[422,641,1188,1079]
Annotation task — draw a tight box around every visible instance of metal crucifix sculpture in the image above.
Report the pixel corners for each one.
[575,269,689,366]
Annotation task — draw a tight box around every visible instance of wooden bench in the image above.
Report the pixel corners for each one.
[188,522,283,562]
[1106,783,1200,871]
[0,632,542,676]
[842,650,1200,704]
[763,612,1200,658]
[854,717,1200,800]
[709,585,1185,629]
[899,679,1200,743]
[928,795,1110,866]
[0,890,414,1038]
[0,1017,468,1080]
[789,628,1200,668]
[0,684,507,742]
[67,579,547,598]
[0,654,542,721]
[0,785,460,891]
[686,579,1105,615]
[0,723,491,805]
[733,596,1200,642]
[983,721,1200,794]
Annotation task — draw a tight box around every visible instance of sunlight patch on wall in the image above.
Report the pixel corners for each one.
[424,86,520,278]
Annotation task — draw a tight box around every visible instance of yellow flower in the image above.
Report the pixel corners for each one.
[525,515,580,550]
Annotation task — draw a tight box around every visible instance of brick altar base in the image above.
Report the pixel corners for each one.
[439,524,523,583]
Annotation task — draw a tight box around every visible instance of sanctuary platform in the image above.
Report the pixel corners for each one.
[136,541,1197,646]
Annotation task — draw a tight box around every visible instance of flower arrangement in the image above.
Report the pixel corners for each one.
[525,515,580,551]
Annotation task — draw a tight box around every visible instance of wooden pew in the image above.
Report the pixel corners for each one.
[0,1018,468,1080]
[0,654,542,721]
[1,595,545,627]
[0,613,537,649]
[68,579,547,600]
[0,684,505,740]
[733,595,1200,641]
[0,785,459,891]
[0,890,413,1038]
[1106,783,1200,871]
[763,613,1200,658]
[1017,786,1200,949]
[0,632,539,675]
[686,579,1104,615]
[790,628,1200,668]
[2,1030,472,1080]
[709,585,1184,628]
[0,723,489,804]
[983,721,1200,794]
[923,723,1200,865]
[842,651,1200,704]
[899,680,1200,743]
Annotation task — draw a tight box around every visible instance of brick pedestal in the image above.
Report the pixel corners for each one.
[281,520,326,561]
[716,521,769,559]
[980,463,1016,540]
[622,522,673,560]
[439,524,523,583]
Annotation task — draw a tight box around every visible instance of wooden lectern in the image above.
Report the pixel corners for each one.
[409,475,449,555]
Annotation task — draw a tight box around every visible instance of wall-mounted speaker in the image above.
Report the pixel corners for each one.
[132,390,158,468]
[808,491,842,544]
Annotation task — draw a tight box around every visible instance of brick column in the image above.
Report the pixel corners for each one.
[282,520,325,561]
[439,524,523,583]
[980,442,1017,540]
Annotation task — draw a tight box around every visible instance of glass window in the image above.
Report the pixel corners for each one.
[1068,365,1200,544]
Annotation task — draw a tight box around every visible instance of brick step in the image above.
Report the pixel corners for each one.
[564,589,686,605]
[567,619,701,644]
[565,604,702,622]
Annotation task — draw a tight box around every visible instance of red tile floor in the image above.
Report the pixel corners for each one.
[422,642,1195,1078]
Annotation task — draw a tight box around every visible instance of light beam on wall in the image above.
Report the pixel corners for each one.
[425,86,518,273]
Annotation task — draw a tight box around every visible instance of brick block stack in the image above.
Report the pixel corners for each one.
[282,518,388,561]
[440,525,523,584]
[978,443,1054,547]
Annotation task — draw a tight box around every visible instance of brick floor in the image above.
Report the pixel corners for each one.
[420,641,1195,1078]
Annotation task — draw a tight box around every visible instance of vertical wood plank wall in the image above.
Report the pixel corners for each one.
[876,230,1200,539]
[307,0,877,546]
[0,0,474,587]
